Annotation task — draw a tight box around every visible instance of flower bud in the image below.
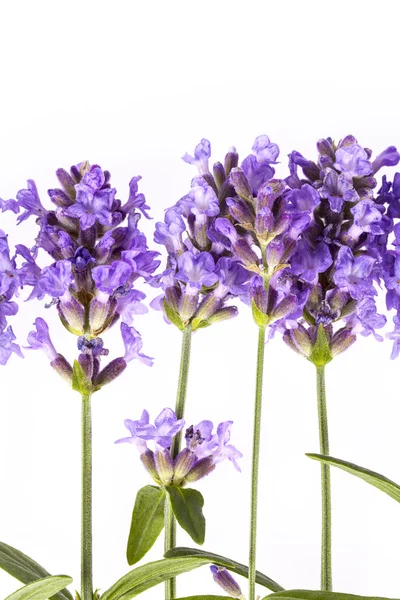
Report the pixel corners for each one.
[94,358,127,388]
[55,168,77,199]
[210,566,244,600]
[179,288,199,322]
[58,296,85,335]
[226,197,255,226]
[270,294,298,322]
[230,168,253,201]
[213,162,226,189]
[50,353,73,384]
[331,328,356,357]
[173,448,197,485]
[141,450,161,484]
[224,148,239,175]
[185,456,215,482]
[89,297,117,336]
[233,239,259,270]
[154,449,174,485]
[207,306,238,324]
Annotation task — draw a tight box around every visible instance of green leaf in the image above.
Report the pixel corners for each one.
[163,299,184,331]
[165,487,205,545]
[165,547,284,592]
[308,324,332,367]
[307,454,400,502]
[126,485,165,565]
[100,556,211,600]
[176,597,236,599]
[0,542,73,600]
[263,590,393,600]
[72,360,92,395]
[5,576,73,600]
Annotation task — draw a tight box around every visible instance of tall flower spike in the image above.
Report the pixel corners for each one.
[8,162,157,388]
[153,139,251,331]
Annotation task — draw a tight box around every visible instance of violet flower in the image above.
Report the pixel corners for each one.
[116,408,242,486]
[3,161,157,385]
[153,140,250,330]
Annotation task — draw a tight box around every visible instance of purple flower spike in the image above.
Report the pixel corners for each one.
[121,322,153,366]
[0,326,23,365]
[182,139,211,175]
[26,318,57,361]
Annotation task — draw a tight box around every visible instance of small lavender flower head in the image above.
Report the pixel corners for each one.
[154,140,251,330]
[115,408,242,486]
[5,162,157,383]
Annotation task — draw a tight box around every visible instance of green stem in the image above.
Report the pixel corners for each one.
[164,497,176,600]
[248,326,266,600]
[81,393,93,600]
[316,365,332,591]
[165,324,193,600]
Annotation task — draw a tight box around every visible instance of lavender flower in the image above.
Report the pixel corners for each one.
[0,326,23,366]
[116,408,242,486]
[210,566,244,599]
[277,134,399,362]
[4,161,157,384]
[154,140,251,330]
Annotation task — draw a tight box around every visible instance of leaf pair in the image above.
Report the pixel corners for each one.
[127,485,205,566]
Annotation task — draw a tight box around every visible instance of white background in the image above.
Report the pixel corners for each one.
[1,1,400,599]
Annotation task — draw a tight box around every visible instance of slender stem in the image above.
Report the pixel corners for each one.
[81,393,93,600]
[171,324,192,459]
[165,324,193,600]
[164,497,176,600]
[248,326,266,600]
[316,365,332,591]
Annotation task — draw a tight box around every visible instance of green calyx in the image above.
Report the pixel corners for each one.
[308,324,333,367]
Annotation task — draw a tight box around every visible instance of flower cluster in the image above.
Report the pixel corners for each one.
[0,230,26,365]
[4,163,157,385]
[153,140,250,331]
[280,135,400,363]
[116,408,242,486]
[376,173,400,358]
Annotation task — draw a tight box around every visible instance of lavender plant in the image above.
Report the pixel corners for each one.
[1,140,400,600]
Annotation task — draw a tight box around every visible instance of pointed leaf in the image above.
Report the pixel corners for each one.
[307,454,400,502]
[264,590,393,600]
[100,556,211,600]
[163,299,184,331]
[127,485,165,565]
[165,547,284,592]
[165,487,205,545]
[177,597,236,599]
[0,542,73,600]
[5,576,73,600]
[72,360,92,395]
